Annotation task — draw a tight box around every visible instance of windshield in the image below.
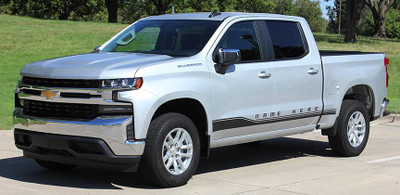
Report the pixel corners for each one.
[101,20,221,57]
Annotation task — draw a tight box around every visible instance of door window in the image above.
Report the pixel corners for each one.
[216,21,261,62]
[265,21,307,59]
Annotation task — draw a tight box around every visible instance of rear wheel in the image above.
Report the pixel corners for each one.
[328,100,370,157]
[35,160,77,171]
[140,113,200,187]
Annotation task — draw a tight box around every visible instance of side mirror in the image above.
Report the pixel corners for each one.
[91,46,100,53]
[216,48,240,65]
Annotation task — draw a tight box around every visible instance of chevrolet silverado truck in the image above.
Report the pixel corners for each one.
[13,12,390,187]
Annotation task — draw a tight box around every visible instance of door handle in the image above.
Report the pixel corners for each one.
[258,71,271,79]
[307,68,319,75]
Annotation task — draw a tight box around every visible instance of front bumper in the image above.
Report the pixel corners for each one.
[15,129,140,172]
[13,108,145,156]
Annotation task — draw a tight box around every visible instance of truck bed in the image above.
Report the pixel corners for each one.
[319,50,387,121]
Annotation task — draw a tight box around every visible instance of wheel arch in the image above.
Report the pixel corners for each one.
[151,98,210,157]
[322,84,375,137]
[342,84,375,120]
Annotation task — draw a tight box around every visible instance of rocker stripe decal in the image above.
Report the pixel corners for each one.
[322,108,337,115]
[212,109,337,132]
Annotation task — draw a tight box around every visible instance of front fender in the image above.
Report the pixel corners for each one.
[118,89,213,140]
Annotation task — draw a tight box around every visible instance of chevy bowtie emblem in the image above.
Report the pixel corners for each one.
[41,90,60,99]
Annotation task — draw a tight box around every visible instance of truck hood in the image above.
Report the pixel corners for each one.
[20,52,174,79]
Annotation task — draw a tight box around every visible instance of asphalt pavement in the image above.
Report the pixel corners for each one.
[0,115,399,195]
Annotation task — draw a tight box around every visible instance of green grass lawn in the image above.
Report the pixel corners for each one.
[0,15,399,130]
[0,14,126,129]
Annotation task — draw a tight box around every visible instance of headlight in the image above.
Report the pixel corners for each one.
[101,78,143,89]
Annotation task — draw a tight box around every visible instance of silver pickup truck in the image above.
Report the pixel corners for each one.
[13,12,390,187]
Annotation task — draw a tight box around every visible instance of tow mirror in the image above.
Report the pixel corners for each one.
[216,48,240,65]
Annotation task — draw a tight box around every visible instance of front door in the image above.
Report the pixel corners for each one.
[209,21,275,140]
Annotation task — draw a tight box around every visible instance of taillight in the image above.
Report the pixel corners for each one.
[384,57,389,88]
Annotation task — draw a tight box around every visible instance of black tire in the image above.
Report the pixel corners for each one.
[328,100,370,157]
[35,160,77,171]
[139,113,200,187]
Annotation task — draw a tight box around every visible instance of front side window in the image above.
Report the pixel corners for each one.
[102,20,221,57]
[216,21,261,62]
[265,21,307,59]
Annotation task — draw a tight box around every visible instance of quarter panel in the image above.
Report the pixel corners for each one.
[319,54,387,129]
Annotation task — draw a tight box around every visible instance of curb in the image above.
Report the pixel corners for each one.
[372,114,400,126]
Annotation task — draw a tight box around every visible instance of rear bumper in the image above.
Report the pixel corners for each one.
[15,129,141,172]
[380,98,390,118]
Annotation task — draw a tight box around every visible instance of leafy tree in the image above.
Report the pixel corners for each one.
[294,0,327,32]
[151,0,172,14]
[344,0,365,43]
[365,0,397,38]
[236,0,277,13]
[9,0,106,20]
[172,0,218,13]
[385,8,400,38]
[216,0,237,11]
[274,0,296,15]
[360,8,400,38]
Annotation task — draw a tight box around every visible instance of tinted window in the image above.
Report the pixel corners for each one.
[265,21,306,59]
[216,21,261,61]
[102,20,221,57]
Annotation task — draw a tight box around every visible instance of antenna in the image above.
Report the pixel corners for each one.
[209,10,221,18]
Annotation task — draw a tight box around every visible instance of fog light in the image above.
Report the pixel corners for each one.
[14,133,31,147]
[99,105,133,114]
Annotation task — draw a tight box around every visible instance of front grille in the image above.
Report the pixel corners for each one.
[23,100,99,119]
[21,88,102,99]
[22,76,101,88]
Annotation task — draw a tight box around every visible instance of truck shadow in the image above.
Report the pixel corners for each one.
[0,137,335,189]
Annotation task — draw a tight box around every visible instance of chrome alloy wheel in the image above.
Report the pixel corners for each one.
[347,111,366,147]
[162,128,193,175]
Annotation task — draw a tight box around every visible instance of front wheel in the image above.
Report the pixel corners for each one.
[140,113,200,187]
[328,100,370,157]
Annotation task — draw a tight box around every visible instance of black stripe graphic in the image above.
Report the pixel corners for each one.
[213,112,321,132]
[322,108,337,115]
[212,109,338,132]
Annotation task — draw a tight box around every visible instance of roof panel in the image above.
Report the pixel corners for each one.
[142,12,302,21]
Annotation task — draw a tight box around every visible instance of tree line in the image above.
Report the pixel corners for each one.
[1,0,399,43]
[0,0,326,31]
[326,0,400,42]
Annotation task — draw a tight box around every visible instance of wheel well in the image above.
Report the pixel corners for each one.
[152,98,209,157]
[343,85,375,119]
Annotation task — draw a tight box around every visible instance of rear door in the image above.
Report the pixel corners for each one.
[262,20,323,131]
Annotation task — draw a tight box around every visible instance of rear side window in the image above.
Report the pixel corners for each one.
[216,21,261,62]
[265,21,307,59]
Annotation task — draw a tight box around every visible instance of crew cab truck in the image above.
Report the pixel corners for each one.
[13,12,390,187]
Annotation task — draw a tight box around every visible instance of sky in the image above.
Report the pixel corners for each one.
[319,0,334,19]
